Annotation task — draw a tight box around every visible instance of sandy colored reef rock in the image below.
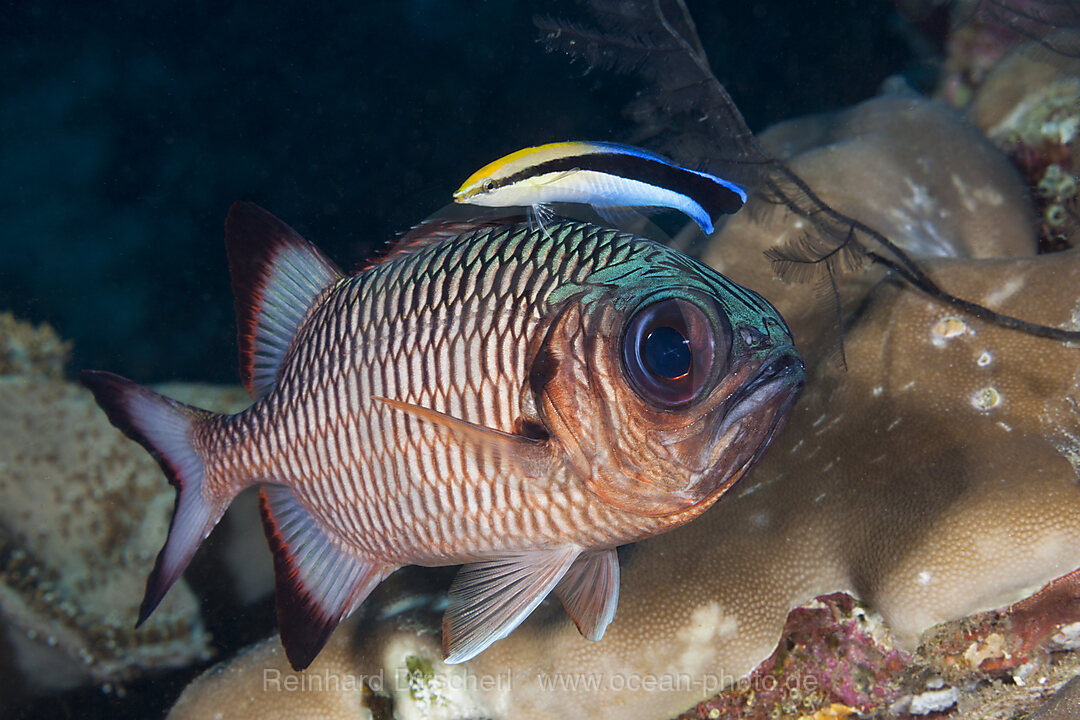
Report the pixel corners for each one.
[0,316,254,712]
[0,311,72,379]
[164,96,1080,720]
[965,37,1080,252]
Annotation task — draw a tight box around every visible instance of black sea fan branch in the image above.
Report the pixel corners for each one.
[537,0,775,186]
[537,0,1080,345]
[765,165,1080,342]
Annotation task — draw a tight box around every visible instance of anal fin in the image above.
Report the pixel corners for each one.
[259,485,394,670]
[554,549,620,641]
[442,547,579,664]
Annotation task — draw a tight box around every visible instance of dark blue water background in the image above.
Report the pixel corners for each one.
[2,0,910,386]
[1,1,913,718]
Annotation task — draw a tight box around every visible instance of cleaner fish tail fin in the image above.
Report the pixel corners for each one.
[79,369,230,624]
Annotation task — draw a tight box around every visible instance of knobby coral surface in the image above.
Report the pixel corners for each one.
[0,316,252,712]
[164,93,1080,720]
[0,312,72,379]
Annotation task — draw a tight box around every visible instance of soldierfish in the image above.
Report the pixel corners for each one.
[81,203,804,670]
[453,140,747,234]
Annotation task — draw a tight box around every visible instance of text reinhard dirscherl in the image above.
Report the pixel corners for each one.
[262,667,820,696]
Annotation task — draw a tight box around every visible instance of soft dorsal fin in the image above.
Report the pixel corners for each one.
[225,202,343,399]
[356,215,522,272]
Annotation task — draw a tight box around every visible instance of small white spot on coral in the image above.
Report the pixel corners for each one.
[972,186,1005,206]
[931,316,968,347]
[951,173,979,213]
[887,418,902,432]
[906,179,933,210]
[675,602,739,675]
[811,413,828,428]
[985,277,1025,307]
[976,351,992,367]
[916,570,932,585]
[910,686,959,714]
[997,421,1013,432]
[971,387,1002,412]
[736,481,763,498]
[901,380,916,391]
[1049,622,1080,651]
[748,510,770,528]
[872,386,884,397]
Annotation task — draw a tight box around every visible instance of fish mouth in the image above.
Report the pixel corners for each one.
[698,345,805,485]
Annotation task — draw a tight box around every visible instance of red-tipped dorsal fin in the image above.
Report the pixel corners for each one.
[225,202,343,399]
[356,215,522,272]
[259,485,395,670]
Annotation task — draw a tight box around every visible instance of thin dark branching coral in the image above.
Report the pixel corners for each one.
[536,0,1080,346]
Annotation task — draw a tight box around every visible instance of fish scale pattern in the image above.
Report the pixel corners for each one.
[206,223,661,565]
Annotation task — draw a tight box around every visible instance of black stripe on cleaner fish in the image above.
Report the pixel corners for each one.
[454,140,747,234]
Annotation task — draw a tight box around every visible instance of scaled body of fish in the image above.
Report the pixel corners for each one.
[81,204,804,670]
[454,140,747,234]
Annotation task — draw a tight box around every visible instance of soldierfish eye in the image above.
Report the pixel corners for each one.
[622,297,729,408]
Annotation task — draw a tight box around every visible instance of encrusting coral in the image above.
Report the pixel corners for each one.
[164,92,1080,720]
[967,39,1080,251]
[0,314,251,709]
[0,311,72,379]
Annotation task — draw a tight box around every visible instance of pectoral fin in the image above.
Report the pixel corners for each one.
[372,396,556,480]
[535,168,580,186]
[442,547,580,664]
[529,202,556,236]
[554,548,620,641]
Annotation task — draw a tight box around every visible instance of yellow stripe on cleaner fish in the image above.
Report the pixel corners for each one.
[454,140,747,235]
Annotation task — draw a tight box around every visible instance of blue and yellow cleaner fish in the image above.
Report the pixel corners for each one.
[81,204,803,669]
[453,140,747,234]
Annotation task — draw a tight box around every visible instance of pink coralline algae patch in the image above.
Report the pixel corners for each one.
[676,594,910,720]
[678,571,1080,720]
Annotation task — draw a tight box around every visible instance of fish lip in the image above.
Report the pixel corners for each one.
[728,345,805,414]
[742,351,805,465]
[710,345,805,456]
[678,345,803,498]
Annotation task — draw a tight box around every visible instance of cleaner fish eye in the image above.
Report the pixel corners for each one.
[622,295,728,409]
[454,140,747,235]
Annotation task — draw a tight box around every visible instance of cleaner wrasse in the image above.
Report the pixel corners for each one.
[454,141,747,234]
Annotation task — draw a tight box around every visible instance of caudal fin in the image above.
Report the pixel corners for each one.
[79,370,228,624]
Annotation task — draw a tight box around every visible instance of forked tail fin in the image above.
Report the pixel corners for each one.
[79,370,230,624]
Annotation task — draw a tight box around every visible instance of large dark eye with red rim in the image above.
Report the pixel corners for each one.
[622,297,728,408]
